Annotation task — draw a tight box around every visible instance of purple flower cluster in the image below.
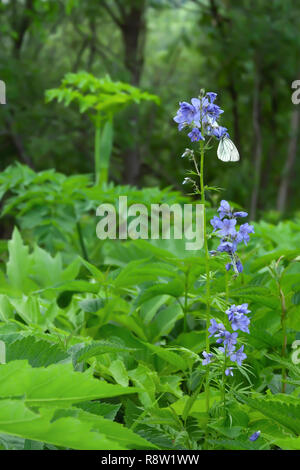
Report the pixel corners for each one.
[174,91,229,143]
[202,303,251,375]
[210,200,254,274]
[226,303,250,333]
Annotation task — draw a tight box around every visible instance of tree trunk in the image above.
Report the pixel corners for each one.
[261,86,278,193]
[276,105,300,212]
[5,116,34,168]
[250,72,263,221]
[227,80,241,151]
[101,1,147,185]
[12,0,34,57]
[120,1,146,185]
[208,0,241,152]
[120,1,146,87]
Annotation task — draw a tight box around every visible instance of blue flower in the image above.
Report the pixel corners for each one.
[222,331,238,353]
[208,319,225,337]
[226,304,250,333]
[218,218,237,238]
[206,92,217,103]
[230,345,247,366]
[236,223,255,245]
[211,125,229,139]
[233,211,248,218]
[174,101,198,128]
[217,241,236,254]
[188,127,204,142]
[226,305,238,322]
[238,303,250,315]
[226,304,250,321]
[174,92,225,141]
[226,259,243,273]
[208,319,227,345]
[225,367,234,377]
[205,102,224,121]
[210,215,223,232]
[249,431,261,442]
[236,260,243,272]
[231,314,250,333]
[202,351,213,365]
[217,200,232,220]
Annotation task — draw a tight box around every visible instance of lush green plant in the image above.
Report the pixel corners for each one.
[0,208,299,449]
[0,162,185,260]
[45,72,159,185]
[0,81,300,449]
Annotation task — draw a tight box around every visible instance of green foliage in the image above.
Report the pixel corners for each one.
[0,203,299,449]
[45,72,159,184]
[45,72,160,115]
[0,163,186,257]
[0,0,299,448]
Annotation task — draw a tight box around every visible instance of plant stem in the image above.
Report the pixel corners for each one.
[183,269,190,333]
[76,221,89,261]
[94,124,101,185]
[278,281,287,393]
[199,138,211,413]
[222,348,227,417]
[182,375,206,423]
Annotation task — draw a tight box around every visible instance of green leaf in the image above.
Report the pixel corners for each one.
[237,394,300,435]
[136,279,185,304]
[0,400,124,450]
[272,437,300,450]
[109,359,129,387]
[5,336,69,367]
[128,364,157,408]
[292,291,300,305]
[144,343,187,371]
[76,401,121,420]
[0,361,139,407]
[78,298,105,313]
[114,260,178,288]
[6,228,36,294]
[250,250,300,272]
[139,295,169,325]
[70,341,136,364]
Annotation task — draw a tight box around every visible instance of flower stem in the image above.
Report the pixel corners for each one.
[222,349,227,417]
[76,221,89,262]
[94,122,101,185]
[225,268,230,303]
[183,269,190,333]
[199,139,211,413]
[278,281,287,393]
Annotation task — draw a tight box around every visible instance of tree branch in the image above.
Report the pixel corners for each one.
[101,1,123,27]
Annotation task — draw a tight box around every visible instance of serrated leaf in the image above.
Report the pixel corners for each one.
[0,361,139,407]
[70,341,136,364]
[236,394,300,435]
[0,400,124,450]
[5,336,69,367]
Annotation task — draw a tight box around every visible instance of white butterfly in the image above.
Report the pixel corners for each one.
[217,137,240,162]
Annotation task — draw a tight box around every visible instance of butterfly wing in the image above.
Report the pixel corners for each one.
[217,138,240,162]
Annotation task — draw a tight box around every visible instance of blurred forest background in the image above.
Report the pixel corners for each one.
[0,0,300,220]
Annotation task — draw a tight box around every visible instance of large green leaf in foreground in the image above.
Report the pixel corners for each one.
[0,360,138,407]
[0,400,155,450]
